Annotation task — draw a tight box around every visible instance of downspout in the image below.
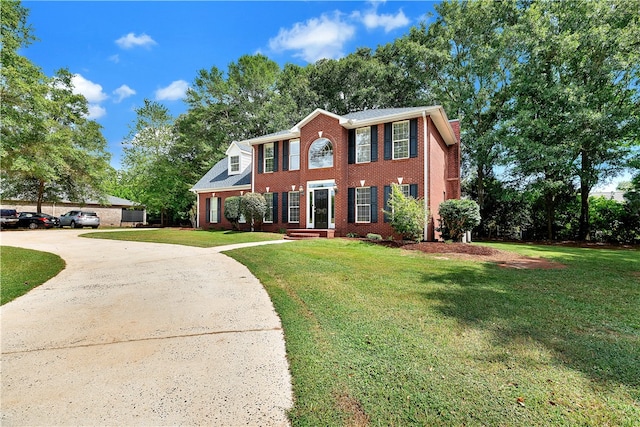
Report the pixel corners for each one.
[422,111,429,241]
[251,145,255,194]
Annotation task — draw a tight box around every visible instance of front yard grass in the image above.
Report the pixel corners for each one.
[227,239,639,426]
[1,246,65,305]
[82,228,284,247]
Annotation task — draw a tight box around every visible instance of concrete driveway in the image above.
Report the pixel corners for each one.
[0,229,293,426]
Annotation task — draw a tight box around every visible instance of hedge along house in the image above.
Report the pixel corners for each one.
[191,106,461,240]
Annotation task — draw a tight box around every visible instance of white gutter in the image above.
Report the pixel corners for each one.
[423,111,429,241]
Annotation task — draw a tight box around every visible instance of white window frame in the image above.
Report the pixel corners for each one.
[229,155,240,173]
[289,139,300,171]
[264,193,274,223]
[288,191,300,223]
[264,142,275,173]
[210,197,219,223]
[356,127,371,163]
[392,120,410,160]
[355,187,371,223]
[308,138,333,169]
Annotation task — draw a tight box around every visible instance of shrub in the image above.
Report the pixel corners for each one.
[346,232,360,238]
[383,184,427,242]
[224,196,242,230]
[366,233,382,240]
[241,192,267,231]
[438,199,481,242]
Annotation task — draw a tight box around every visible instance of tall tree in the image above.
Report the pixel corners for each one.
[506,0,640,239]
[119,99,188,225]
[395,0,518,227]
[2,67,112,211]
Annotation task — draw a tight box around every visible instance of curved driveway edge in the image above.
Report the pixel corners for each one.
[0,229,293,426]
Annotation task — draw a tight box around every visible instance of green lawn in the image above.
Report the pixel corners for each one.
[1,246,65,305]
[82,228,284,247]
[226,239,640,426]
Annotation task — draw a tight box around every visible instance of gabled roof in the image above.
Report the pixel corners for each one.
[242,106,458,146]
[225,140,252,155]
[190,157,251,193]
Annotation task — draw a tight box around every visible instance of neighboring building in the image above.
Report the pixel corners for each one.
[589,191,626,203]
[0,195,146,227]
[191,106,461,240]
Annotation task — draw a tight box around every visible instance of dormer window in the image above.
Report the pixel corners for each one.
[229,155,240,173]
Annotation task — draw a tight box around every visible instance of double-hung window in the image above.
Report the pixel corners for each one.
[356,127,371,163]
[229,155,240,173]
[264,143,275,173]
[356,187,371,223]
[289,139,300,170]
[264,193,274,223]
[393,121,410,160]
[288,191,300,223]
[210,197,219,223]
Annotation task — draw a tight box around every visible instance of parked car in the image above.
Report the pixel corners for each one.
[17,212,59,229]
[0,208,19,229]
[59,210,100,229]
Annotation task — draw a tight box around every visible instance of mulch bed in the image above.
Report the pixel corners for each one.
[365,240,566,270]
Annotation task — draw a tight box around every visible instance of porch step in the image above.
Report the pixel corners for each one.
[285,229,335,239]
[285,232,321,240]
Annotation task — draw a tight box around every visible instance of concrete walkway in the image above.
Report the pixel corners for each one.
[0,229,293,426]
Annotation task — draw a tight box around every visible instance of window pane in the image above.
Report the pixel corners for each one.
[356,127,370,163]
[289,140,300,170]
[356,188,371,223]
[264,193,273,223]
[392,121,409,160]
[264,143,274,172]
[289,191,300,223]
[230,155,240,172]
[210,197,218,223]
[309,138,333,169]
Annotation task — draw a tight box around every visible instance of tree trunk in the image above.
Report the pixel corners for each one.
[546,192,554,241]
[36,180,45,213]
[578,151,591,241]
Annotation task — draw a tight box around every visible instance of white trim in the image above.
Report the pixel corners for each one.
[193,185,251,194]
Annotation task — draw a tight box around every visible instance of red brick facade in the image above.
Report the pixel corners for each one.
[194,108,461,240]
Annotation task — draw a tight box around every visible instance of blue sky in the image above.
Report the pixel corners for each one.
[22,1,438,169]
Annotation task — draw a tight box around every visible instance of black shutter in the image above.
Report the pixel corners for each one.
[371,186,378,223]
[384,123,392,160]
[371,125,378,162]
[383,185,391,223]
[272,193,278,224]
[348,129,355,164]
[409,118,418,158]
[205,198,211,223]
[258,145,264,174]
[410,184,418,199]
[217,198,222,223]
[282,192,288,223]
[348,188,355,223]
[282,140,289,171]
[273,141,279,172]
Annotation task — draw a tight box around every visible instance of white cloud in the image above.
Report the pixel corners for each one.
[115,32,157,49]
[71,74,108,103]
[87,104,106,120]
[113,85,136,103]
[354,8,410,33]
[269,13,356,63]
[155,80,189,101]
[109,54,120,63]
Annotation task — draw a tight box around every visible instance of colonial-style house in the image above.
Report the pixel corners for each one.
[191,106,460,240]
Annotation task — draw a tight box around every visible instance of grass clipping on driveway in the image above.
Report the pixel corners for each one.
[1,246,65,305]
[227,239,640,426]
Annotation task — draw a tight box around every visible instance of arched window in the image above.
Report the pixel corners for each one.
[309,138,333,169]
